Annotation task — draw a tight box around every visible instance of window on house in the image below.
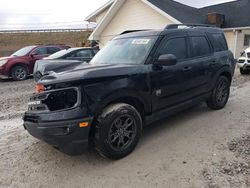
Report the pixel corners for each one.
[244,35,250,46]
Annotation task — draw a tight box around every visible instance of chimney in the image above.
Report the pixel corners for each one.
[206,12,225,27]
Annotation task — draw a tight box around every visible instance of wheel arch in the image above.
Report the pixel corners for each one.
[9,62,30,76]
[212,66,233,87]
[88,91,150,140]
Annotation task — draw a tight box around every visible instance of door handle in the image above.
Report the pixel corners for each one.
[182,66,192,72]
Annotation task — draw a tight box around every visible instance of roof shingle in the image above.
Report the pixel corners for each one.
[148,0,250,28]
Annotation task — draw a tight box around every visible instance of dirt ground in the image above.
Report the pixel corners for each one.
[0,70,250,188]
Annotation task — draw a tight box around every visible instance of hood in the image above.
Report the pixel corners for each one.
[39,63,148,85]
[0,56,11,61]
[34,59,84,75]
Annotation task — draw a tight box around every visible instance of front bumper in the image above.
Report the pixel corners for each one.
[237,60,250,69]
[23,115,93,155]
[0,67,9,79]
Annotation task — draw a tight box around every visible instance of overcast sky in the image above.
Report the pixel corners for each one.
[0,0,235,30]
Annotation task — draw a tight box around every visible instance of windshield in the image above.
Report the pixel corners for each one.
[11,46,36,57]
[247,53,250,58]
[91,37,157,65]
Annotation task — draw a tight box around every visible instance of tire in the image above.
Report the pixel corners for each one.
[207,76,230,110]
[11,65,28,81]
[94,103,142,160]
[240,68,249,75]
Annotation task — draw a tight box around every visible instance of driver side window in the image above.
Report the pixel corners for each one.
[32,47,48,55]
[158,37,187,61]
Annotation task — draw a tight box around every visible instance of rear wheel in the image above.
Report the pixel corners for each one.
[94,103,142,160]
[207,76,230,110]
[11,65,28,81]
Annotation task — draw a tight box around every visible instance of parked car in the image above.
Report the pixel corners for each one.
[0,45,69,81]
[33,47,99,82]
[24,24,235,159]
[237,47,250,75]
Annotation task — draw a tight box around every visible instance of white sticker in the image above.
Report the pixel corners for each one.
[132,39,150,45]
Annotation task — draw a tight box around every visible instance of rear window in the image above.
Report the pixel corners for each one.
[190,36,210,57]
[210,34,228,52]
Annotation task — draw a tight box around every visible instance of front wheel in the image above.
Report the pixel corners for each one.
[207,76,230,110]
[240,68,249,75]
[11,65,28,81]
[94,103,142,160]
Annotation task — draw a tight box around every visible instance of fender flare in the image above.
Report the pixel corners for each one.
[91,89,151,118]
[211,65,233,87]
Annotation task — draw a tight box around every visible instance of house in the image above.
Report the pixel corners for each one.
[85,0,250,58]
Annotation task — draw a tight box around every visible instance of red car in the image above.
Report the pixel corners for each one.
[0,45,69,81]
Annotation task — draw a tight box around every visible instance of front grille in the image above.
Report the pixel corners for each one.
[238,60,245,63]
[28,87,80,112]
[44,88,78,111]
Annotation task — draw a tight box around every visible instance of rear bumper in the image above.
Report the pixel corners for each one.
[23,115,93,155]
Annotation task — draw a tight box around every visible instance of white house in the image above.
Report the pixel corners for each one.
[86,0,250,58]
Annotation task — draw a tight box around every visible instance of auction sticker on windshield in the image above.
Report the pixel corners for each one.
[132,39,150,45]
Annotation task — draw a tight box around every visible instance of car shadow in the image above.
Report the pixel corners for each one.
[0,76,33,82]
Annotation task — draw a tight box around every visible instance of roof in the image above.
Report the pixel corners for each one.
[116,26,223,39]
[147,0,202,24]
[86,0,250,29]
[85,0,114,22]
[146,0,250,28]
[200,0,250,28]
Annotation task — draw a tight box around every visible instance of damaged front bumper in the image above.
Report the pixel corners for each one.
[23,86,93,155]
[237,60,250,70]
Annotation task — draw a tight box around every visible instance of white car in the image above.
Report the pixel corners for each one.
[238,47,250,74]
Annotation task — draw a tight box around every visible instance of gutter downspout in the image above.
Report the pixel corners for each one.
[233,29,238,58]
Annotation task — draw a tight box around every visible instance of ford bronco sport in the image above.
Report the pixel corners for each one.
[23,24,236,159]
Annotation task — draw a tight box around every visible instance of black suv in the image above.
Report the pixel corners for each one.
[23,24,235,159]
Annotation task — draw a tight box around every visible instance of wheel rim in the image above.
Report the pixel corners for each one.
[108,115,137,151]
[215,79,229,104]
[15,68,26,80]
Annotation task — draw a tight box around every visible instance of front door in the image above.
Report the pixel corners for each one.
[150,35,189,113]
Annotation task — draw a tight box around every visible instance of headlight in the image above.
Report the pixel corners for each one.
[0,60,8,66]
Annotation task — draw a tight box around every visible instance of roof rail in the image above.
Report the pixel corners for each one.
[165,24,216,29]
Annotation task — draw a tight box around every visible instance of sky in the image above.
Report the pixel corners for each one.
[0,0,235,30]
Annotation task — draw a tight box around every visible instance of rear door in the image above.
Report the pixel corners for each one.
[181,34,214,97]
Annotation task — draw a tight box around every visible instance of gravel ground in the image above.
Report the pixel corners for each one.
[0,71,250,188]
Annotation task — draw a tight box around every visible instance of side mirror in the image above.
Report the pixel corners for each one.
[30,52,38,58]
[155,54,177,66]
